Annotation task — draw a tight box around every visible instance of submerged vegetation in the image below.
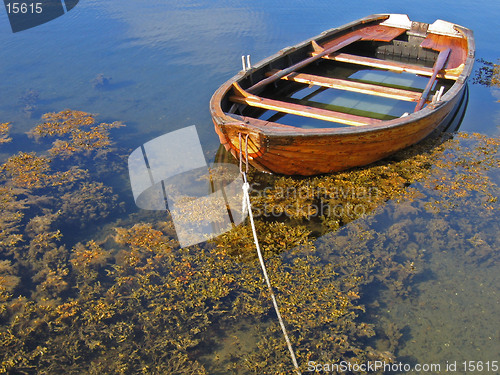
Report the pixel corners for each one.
[0,110,498,373]
[473,58,500,88]
[0,123,11,145]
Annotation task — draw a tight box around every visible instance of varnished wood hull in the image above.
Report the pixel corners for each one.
[210,14,474,176]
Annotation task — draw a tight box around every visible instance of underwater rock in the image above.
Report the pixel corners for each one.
[91,73,112,89]
[18,89,40,118]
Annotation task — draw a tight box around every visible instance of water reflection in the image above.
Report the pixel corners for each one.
[95,0,269,73]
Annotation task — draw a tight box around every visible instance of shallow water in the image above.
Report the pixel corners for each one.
[0,1,499,373]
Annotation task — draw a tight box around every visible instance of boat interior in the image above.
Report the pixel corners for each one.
[224,16,469,129]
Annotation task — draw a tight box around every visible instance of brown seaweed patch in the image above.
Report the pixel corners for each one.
[405,133,499,215]
[1,151,88,190]
[0,186,25,249]
[28,110,124,158]
[215,221,312,260]
[1,105,497,374]
[71,240,110,271]
[114,223,174,254]
[473,58,500,88]
[59,182,119,227]
[0,260,21,299]
[0,122,11,145]
[1,152,52,189]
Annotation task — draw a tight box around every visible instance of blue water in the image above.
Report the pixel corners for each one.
[1,1,499,373]
[1,0,499,147]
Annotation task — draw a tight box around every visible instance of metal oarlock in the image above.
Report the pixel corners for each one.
[241,54,251,71]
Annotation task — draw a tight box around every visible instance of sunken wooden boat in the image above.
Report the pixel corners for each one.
[210,14,474,176]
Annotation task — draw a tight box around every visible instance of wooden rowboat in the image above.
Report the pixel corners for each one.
[210,14,474,176]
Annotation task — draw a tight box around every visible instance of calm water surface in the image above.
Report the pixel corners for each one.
[0,0,498,373]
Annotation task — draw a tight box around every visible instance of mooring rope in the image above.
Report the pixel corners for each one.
[238,134,301,374]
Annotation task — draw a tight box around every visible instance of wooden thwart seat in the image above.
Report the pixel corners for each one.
[314,52,460,80]
[229,82,381,127]
[420,33,467,71]
[248,25,410,94]
[247,35,362,93]
[265,69,421,102]
[318,25,407,48]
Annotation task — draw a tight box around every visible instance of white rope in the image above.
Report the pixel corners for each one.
[242,182,249,217]
[241,174,301,374]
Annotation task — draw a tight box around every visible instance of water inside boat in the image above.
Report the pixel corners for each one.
[257,62,455,129]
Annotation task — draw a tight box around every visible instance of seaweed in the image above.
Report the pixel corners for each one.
[0,123,11,145]
[28,110,124,159]
[473,58,500,87]
[0,109,498,373]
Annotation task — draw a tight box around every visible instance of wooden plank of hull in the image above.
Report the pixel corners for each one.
[260,130,428,175]
[216,91,460,176]
[255,99,458,175]
[229,83,382,127]
[321,24,407,46]
[420,33,467,70]
[266,70,422,102]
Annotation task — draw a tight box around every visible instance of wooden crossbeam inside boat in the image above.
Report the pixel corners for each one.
[247,35,363,93]
[229,82,381,127]
[314,52,460,80]
[265,70,421,102]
